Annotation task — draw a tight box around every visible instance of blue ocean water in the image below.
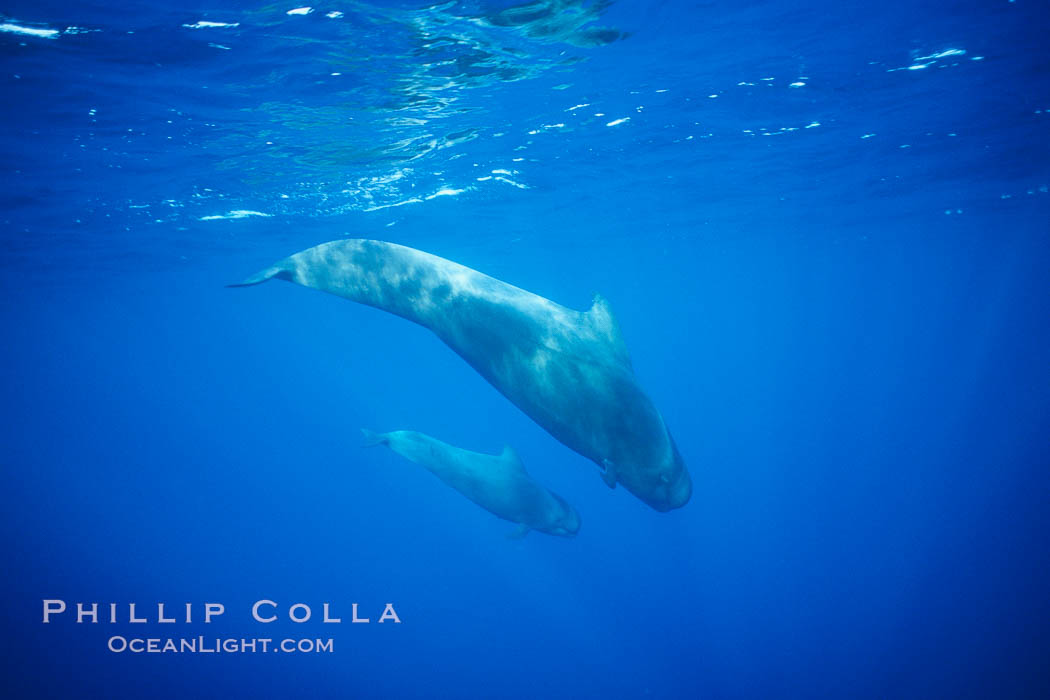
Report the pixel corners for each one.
[2,0,1048,697]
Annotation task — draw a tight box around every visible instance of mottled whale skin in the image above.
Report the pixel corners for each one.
[231,239,691,511]
[362,429,580,537]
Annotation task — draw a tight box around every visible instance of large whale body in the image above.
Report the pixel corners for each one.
[362,429,581,537]
[231,239,691,512]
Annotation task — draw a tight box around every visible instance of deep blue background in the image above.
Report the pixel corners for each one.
[1,1,1048,698]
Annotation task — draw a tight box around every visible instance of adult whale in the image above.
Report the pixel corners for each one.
[362,429,581,537]
[230,239,691,511]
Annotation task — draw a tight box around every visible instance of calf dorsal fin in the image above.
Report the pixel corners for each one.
[500,445,527,473]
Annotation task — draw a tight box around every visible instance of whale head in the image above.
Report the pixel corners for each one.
[649,434,692,512]
[541,494,581,537]
[611,428,692,512]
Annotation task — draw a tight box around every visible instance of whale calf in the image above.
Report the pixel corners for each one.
[362,429,580,537]
[231,239,691,511]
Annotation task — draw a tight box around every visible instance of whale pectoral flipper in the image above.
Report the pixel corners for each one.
[506,524,531,539]
[600,459,618,489]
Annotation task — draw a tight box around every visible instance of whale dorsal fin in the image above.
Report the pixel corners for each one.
[500,445,527,473]
[586,294,632,368]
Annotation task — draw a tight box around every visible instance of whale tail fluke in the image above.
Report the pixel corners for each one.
[226,264,291,288]
[360,429,389,447]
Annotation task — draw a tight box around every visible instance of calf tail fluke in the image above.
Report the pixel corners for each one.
[360,428,388,447]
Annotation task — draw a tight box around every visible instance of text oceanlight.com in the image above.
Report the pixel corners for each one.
[107,636,334,654]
